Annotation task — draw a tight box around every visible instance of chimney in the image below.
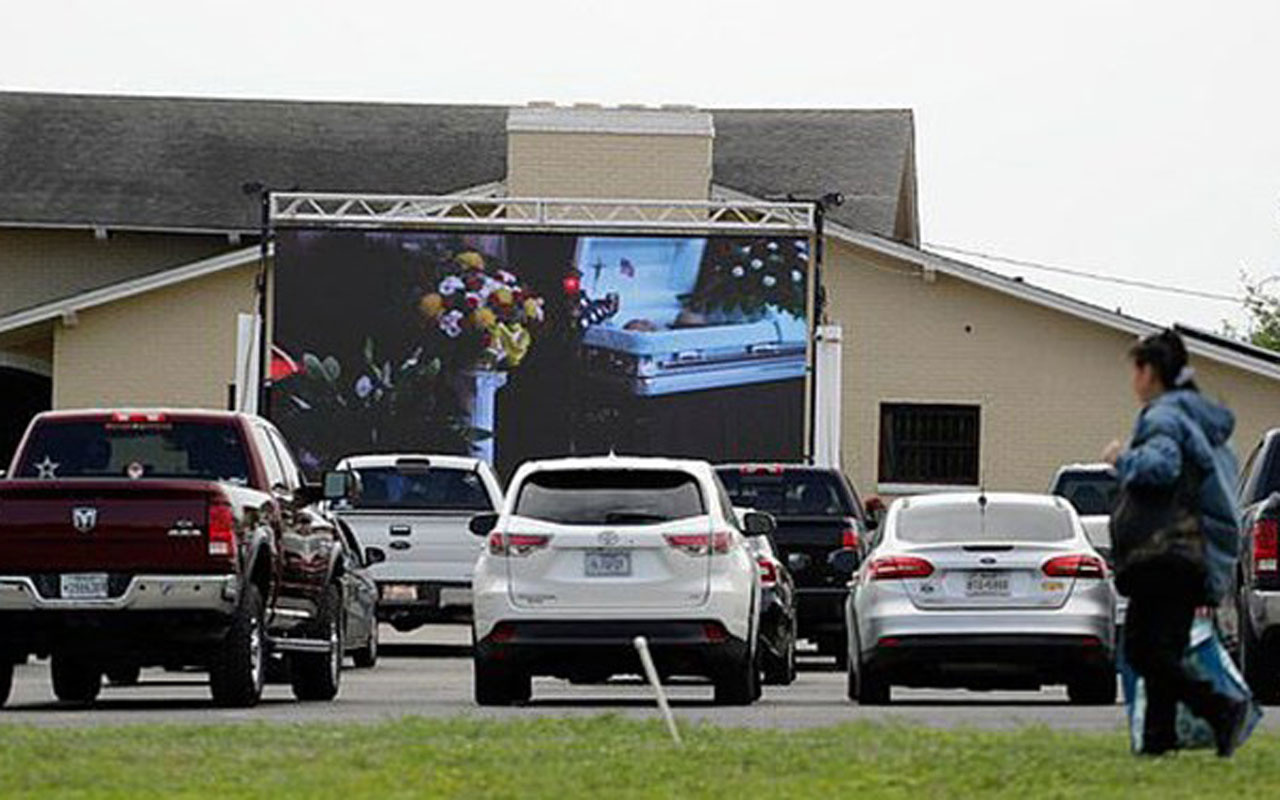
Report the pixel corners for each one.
[505,103,714,200]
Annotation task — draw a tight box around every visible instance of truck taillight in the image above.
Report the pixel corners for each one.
[1254,519,1279,575]
[207,500,235,559]
[757,556,779,587]
[868,556,934,580]
[487,532,551,557]
[1042,554,1107,578]
[664,531,733,556]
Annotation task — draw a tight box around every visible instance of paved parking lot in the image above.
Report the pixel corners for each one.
[2,626,1272,731]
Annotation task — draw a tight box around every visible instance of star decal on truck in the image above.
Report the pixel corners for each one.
[34,456,59,479]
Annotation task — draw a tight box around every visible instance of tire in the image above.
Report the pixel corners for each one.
[851,660,890,705]
[1067,665,1117,706]
[763,635,798,686]
[0,661,13,708]
[106,664,142,686]
[1240,611,1280,704]
[474,656,531,706]
[290,583,343,702]
[713,653,759,706]
[51,654,101,706]
[209,583,266,708]
[352,621,379,669]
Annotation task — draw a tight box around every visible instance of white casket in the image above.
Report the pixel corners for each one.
[574,237,808,396]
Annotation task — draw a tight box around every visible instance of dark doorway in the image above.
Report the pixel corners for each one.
[0,367,52,468]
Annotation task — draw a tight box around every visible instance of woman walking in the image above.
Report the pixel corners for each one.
[1105,328,1249,756]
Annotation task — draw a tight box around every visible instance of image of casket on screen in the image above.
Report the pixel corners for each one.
[575,237,808,396]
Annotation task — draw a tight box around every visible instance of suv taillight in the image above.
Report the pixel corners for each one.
[487,532,552,557]
[665,532,734,556]
[1042,554,1107,578]
[841,521,860,550]
[1254,519,1279,576]
[207,499,236,560]
[757,556,778,587]
[868,556,934,580]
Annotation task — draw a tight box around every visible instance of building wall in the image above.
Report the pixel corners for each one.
[825,237,1280,495]
[52,264,257,409]
[507,131,712,199]
[0,228,231,317]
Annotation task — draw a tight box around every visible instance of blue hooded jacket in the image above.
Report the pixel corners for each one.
[1115,388,1242,603]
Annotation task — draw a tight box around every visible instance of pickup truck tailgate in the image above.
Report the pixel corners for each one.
[337,511,479,583]
[0,480,219,573]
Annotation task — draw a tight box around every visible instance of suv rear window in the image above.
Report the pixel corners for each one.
[15,419,251,484]
[1050,470,1119,516]
[515,469,705,525]
[348,467,491,511]
[717,468,854,517]
[897,502,1074,544]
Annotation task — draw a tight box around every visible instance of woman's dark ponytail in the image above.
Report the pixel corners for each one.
[1129,328,1197,391]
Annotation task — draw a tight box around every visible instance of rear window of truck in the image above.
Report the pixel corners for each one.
[346,467,492,511]
[897,503,1075,544]
[515,469,705,525]
[14,419,251,484]
[717,468,854,517]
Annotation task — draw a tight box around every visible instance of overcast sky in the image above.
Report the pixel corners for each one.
[4,1,1277,333]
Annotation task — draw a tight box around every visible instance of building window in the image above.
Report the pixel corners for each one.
[879,403,981,486]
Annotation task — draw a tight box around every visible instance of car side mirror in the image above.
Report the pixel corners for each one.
[323,470,360,502]
[742,511,776,536]
[828,548,859,575]
[469,512,499,537]
[364,546,387,566]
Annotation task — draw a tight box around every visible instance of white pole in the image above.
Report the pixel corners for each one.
[813,324,843,469]
[633,636,682,746]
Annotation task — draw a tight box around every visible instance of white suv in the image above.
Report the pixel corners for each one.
[469,455,770,706]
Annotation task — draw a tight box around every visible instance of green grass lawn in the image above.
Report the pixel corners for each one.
[0,716,1276,799]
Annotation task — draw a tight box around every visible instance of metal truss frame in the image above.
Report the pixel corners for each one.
[269,192,815,234]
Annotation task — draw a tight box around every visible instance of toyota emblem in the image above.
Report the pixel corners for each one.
[71,506,99,533]
[597,530,621,547]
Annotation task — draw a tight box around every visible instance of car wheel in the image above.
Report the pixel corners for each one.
[291,583,344,702]
[713,653,759,706]
[1067,665,1117,705]
[473,656,531,706]
[106,664,142,686]
[852,659,890,705]
[352,621,379,669]
[51,654,102,706]
[209,583,266,708]
[0,660,13,707]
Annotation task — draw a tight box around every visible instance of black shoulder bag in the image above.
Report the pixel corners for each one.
[1110,456,1206,599]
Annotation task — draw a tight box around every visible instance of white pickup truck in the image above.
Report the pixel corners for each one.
[331,454,503,631]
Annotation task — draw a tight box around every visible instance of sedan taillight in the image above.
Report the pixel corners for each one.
[868,556,934,580]
[487,532,551,557]
[1042,554,1107,578]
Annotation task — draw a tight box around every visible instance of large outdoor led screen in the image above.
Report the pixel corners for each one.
[269,229,811,477]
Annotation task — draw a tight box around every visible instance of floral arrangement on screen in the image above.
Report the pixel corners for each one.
[680,238,808,322]
[417,250,545,370]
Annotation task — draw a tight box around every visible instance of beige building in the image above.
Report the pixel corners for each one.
[1,92,1276,492]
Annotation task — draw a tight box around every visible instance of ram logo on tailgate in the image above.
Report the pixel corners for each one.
[71,506,98,533]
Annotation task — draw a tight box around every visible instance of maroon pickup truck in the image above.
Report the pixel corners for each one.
[0,409,362,708]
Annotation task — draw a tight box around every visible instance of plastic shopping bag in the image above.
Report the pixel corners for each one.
[1120,617,1263,753]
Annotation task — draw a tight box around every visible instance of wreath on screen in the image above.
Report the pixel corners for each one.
[680,238,808,321]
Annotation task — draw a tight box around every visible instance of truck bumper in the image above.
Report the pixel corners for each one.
[0,574,239,613]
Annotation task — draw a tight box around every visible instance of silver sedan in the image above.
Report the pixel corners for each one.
[845,492,1116,705]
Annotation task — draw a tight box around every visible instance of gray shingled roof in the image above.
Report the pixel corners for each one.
[0,92,915,241]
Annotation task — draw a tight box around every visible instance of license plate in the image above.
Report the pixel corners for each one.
[60,572,109,600]
[585,550,632,577]
[965,572,1011,597]
[381,583,418,602]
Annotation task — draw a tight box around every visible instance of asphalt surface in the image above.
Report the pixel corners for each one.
[2,626,1274,731]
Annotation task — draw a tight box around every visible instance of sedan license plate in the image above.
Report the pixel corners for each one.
[60,572,109,600]
[381,583,418,602]
[965,572,1011,597]
[584,550,631,577]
